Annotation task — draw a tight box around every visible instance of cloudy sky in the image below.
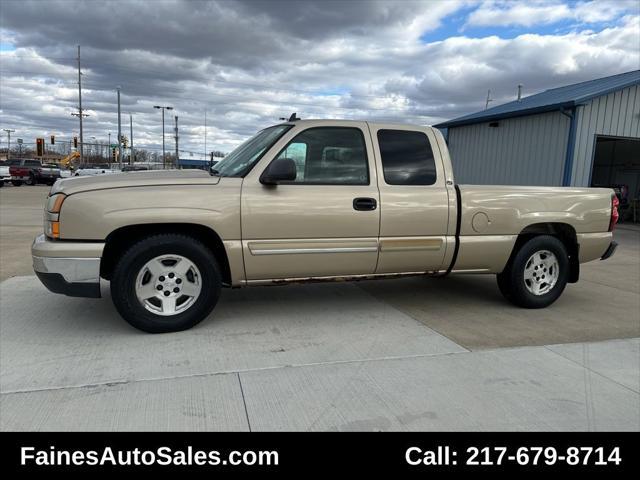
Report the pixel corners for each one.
[1,0,639,158]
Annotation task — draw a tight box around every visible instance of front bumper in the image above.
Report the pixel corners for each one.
[32,234,104,298]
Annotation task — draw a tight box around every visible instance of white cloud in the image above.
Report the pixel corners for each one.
[0,0,638,156]
[466,0,638,28]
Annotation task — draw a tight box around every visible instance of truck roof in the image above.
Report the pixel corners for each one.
[277,119,432,130]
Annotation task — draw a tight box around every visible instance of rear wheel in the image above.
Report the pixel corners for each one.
[11,180,22,186]
[25,174,35,186]
[496,235,569,309]
[110,234,222,333]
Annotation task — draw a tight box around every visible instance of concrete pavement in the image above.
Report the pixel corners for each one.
[1,275,638,431]
[0,185,49,281]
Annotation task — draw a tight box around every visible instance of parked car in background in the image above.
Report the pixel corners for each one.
[32,120,619,333]
[0,161,11,187]
[121,165,150,172]
[75,164,121,176]
[9,159,61,186]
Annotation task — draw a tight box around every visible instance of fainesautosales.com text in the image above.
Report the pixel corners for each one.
[20,446,279,467]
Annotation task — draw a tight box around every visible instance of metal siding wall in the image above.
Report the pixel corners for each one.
[446,111,569,185]
[570,84,640,186]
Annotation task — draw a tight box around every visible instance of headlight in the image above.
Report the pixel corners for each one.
[44,193,66,239]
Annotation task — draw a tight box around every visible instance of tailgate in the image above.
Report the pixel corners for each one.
[9,166,29,176]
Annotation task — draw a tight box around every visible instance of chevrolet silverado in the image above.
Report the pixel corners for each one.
[32,120,619,333]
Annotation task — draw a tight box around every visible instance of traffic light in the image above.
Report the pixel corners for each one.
[50,135,55,145]
[112,147,117,162]
[122,136,128,149]
[36,138,44,157]
[73,136,78,148]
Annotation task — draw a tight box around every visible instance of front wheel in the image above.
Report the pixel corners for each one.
[110,234,222,333]
[496,235,569,309]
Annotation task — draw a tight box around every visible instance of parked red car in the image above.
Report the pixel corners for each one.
[8,159,61,186]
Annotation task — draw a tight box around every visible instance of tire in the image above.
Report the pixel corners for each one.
[25,174,35,186]
[496,235,569,309]
[110,234,222,333]
[11,180,22,186]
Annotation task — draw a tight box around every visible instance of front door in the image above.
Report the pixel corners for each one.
[241,123,380,281]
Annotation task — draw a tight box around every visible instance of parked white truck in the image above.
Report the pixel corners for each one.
[32,120,618,332]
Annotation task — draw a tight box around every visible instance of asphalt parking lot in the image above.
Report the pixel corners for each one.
[1,185,638,431]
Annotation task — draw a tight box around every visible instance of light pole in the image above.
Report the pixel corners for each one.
[70,111,89,160]
[3,129,15,158]
[117,86,122,168]
[129,113,134,165]
[154,105,173,168]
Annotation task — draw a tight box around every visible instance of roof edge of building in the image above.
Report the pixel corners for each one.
[435,70,640,129]
[434,102,575,129]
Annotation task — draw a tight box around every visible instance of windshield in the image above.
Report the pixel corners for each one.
[213,124,292,177]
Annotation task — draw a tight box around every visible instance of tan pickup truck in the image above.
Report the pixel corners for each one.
[32,120,619,333]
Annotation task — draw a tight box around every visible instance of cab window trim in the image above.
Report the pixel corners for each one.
[267,126,371,186]
[377,129,438,187]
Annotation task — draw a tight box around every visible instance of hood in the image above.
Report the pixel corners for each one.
[52,169,220,196]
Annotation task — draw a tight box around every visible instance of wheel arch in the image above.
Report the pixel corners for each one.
[100,223,232,286]
[506,222,579,283]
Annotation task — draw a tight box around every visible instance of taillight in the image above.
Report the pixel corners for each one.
[609,194,619,232]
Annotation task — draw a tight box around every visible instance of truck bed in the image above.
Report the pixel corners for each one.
[453,184,614,272]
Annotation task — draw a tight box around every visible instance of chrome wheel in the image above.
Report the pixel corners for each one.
[523,250,559,296]
[135,254,202,316]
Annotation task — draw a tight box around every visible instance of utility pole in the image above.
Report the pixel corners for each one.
[71,46,89,165]
[129,113,134,164]
[117,86,122,168]
[485,89,493,110]
[204,110,207,164]
[154,105,173,168]
[76,45,84,163]
[174,115,179,167]
[3,129,15,158]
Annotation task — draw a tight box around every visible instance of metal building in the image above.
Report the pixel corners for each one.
[435,71,640,197]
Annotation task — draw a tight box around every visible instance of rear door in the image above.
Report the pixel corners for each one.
[369,125,451,273]
[241,122,380,281]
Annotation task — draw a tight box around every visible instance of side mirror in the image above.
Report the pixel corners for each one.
[260,157,297,185]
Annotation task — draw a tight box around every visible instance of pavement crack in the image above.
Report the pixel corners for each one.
[543,345,640,394]
[236,373,252,432]
[0,350,467,396]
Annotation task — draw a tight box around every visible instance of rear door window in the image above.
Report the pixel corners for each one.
[377,130,437,185]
